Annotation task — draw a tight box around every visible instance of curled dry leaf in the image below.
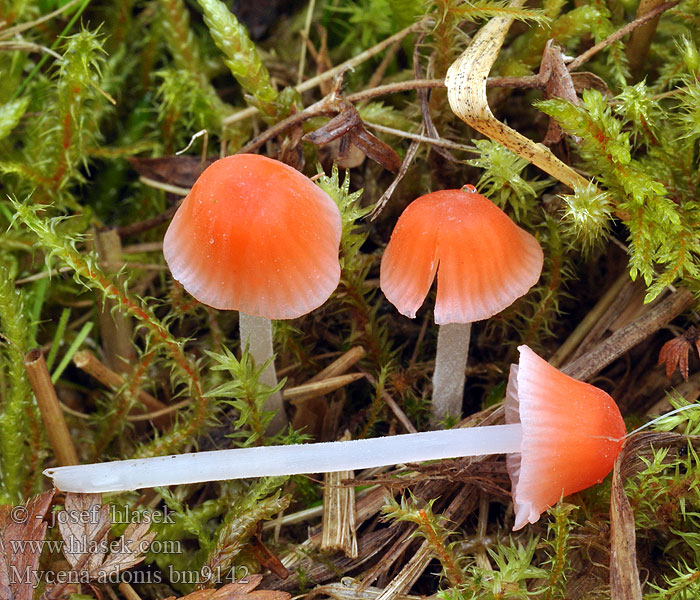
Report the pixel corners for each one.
[163,573,292,600]
[658,326,700,380]
[0,490,55,600]
[444,0,590,191]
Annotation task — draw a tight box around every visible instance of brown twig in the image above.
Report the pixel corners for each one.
[116,204,179,238]
[73,350,166,414]
[360,370,417,434]
[221,18,433,127]
[24,349,79,466]
[562,287,695,381]
[307,346,367,383]
[567,0,681,72]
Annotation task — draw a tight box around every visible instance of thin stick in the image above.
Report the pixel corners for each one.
[24,349,79,466]
[0,0,83,40]
[567,0,681,72]
[117,583,143,600]
[282,373,366,403]
[127,399,190,422]
[0,41,63,59]
[94,228,137,374]
[549,272,629,367]
[73,350,166,413]
[297,0,316,85]
[562,287,694,381]
[364,122,478,152]
[307,346,366,383]
[137,176,190,196]
[361,371,417,434]
[222,19,431,126]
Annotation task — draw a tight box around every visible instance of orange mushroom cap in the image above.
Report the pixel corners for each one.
[379,187,543,324]
[163,154,342,319]
[505,345,627,530]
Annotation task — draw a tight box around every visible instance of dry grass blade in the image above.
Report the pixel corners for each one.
[562,287,695,381]
[322,432,358,558]
[609,432,700,599]
[610,441,643,600]
[282,373,366,403]
[444,0,589,190]
[0,490,54,600]
[307,580,421,600]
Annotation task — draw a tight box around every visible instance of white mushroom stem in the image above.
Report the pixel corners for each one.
[44,424,523,493]
[238,313,287,433]
[431,322,471,424]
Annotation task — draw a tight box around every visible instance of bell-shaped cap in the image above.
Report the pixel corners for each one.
[505,345,626,530]
[164,154,342,319]
[379,187,543,324]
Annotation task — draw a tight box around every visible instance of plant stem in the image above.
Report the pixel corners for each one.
[431,322,471,424]
[24,349,79,466]
[44,424,523,493]
[238,312,287,433]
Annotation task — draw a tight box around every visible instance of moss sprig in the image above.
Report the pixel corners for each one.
[202,481,290,587]
[0,263,37,503]
[383,494,464,587]
[195,0,292,123]
[9,199,211,457]
[537,86,700,301]
[204,346,284,447]
[467,139,551,223]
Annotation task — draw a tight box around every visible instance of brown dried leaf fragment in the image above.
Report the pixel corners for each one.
[302,105,401,172]
[56,493,155,581]
[658,326,700,380]
[128,156,215,188]
[98,520,156,577]
[164,574,292,600]
[58,493,109,573]
[539,40,581,146]
[0,490,55,600]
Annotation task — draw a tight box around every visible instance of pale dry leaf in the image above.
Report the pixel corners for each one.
[444,2,589,190]
[163,574,292,600]
[58,492,109,573]
[0,490,55,600]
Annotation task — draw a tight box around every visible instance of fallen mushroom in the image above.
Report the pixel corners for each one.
[163,154,342,432]
[379,186,544,424]
[44,345,626,530]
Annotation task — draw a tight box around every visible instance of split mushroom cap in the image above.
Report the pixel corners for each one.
[163,154,342,319]
[379,187,544,324]
[505,345,627,530]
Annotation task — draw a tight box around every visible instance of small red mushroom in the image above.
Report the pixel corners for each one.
[46,345,628,534]
[380,186,544,423]
[505,345,627,530]
[163,154,342,430]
